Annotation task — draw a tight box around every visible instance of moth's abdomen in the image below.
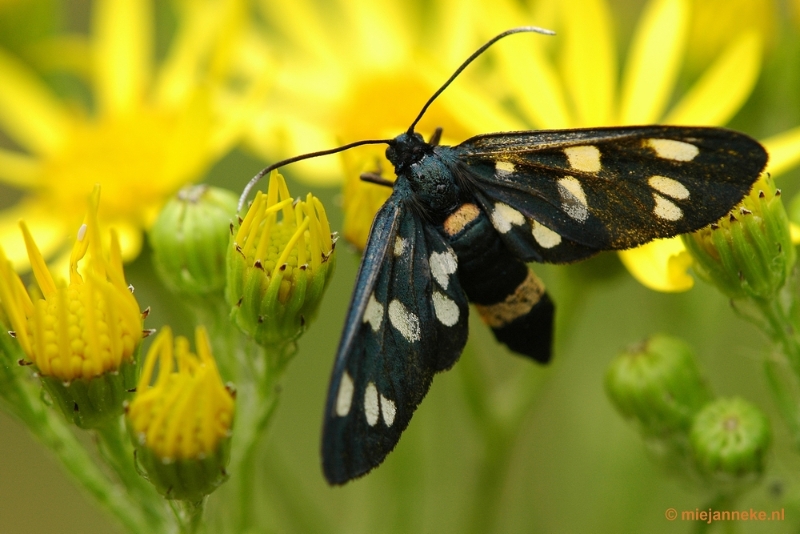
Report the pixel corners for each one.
[442,203,554,363]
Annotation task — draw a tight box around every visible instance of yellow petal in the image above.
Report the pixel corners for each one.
[618,0,688,124]
[0,148,42,187]
[339,0,411,68]
[92,0,152,115]
[0,48,70,155]
[0,199,68,272]
[108,218,144,263]
[255,0,339,63]
[664,30,762,126]
[415,58,525,135]
[763,125,800,178]
[791,223,800,245]
[618,238,695,292]
[477,0,571,129]
[559,0,616,126]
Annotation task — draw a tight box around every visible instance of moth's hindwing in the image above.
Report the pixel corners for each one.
[322,196,469,485]
[442,203,555,362]
[457,125,767,263]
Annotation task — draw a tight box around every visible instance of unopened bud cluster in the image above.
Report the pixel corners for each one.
[607,335,770,490]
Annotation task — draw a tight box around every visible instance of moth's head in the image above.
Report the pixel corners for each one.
[386,132,429,172]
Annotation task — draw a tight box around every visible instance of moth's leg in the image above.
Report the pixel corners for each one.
[428,127,443,146]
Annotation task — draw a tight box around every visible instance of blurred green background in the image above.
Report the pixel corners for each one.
[2,0,800,532]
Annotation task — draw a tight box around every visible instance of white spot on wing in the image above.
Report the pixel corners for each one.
[364,382,379,426]
[430,250,457,290]
[362,293,384,332]
[388,300,421,342]
[491,202,525,234]
[653,193,683,221]
[647,138,699,161]
[648,175,690,200]
[495,161,515,176]
[394,236,407,257]
[531,221,562,249]
[335,372,354,416]
[564,145,601,173]
[432,292,460,326]
[557,176,589,222]
[380,394,396,427]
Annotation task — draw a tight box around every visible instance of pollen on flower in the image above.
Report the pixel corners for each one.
[127,327,234,461]
[0,186,143,382]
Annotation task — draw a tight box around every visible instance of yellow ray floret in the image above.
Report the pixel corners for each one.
[0,185,142,381]
[128,326,234,460]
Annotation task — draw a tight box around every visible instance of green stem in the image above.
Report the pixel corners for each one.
[231,342,295,532]
[751,297,800,445]
[174,499,206,534]
[2,333,157,532]
[95,418,169,531]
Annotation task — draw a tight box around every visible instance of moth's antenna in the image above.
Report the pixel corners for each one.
[407,26,555,134]
[238,138,392,213]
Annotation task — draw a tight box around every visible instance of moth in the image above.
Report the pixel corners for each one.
[238,27,768,485]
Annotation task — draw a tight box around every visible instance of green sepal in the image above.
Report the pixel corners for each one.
[132,430,232,501]
[41,359,137,429]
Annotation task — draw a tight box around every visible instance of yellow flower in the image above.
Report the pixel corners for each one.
[127,326,234,499]
[248,0,521,248]
[0,0,270,271]
[0,185,142,382]
[128,326,234,462]
[480,0,800,292]
[229,171,336,346]
[0,185,142,427]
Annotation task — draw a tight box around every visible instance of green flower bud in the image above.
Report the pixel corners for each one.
[227,171,336,347]
[150,185,239,296]
[683,174,795,300]
[127,327,234,501]
[690,397,771,490]
[606,334,711,437]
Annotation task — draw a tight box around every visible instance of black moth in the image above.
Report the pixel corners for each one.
[239,27,768,485]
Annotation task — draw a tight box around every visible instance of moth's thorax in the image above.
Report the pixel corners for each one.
[388,132,461,216]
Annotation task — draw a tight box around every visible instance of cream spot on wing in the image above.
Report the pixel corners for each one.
[380,394,396,427]
[335,372,354,416]
[495,161,515,176]
[394,236,407,257]
[564,145,601,173]
[557,176,589,222]
[491,202,525,234]
[653,193,683,221]
[430,250,457,290]
[531,221,562,249]
[647,138,699,161]
[648,175,690,200]
[362,293,383,332]
[432,292,460,327]
[388,299,421,342]
[364,382,379,426]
